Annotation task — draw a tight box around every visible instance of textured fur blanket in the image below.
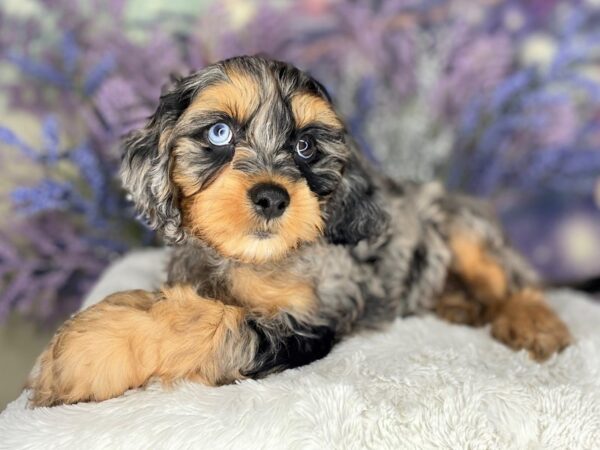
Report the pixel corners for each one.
[1,250,599,449]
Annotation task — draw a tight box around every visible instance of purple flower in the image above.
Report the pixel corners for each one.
[0,126,38,160]
[42,116,60,163]
[83,54,116,96]
[11,180,73,215]
[7,51,71,88]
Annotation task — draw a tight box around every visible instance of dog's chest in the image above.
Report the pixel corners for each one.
[227,264,316,318]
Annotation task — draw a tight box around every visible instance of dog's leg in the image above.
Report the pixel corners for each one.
[28,285,333,407]
[436,230,571,361]
[27,287,252,407]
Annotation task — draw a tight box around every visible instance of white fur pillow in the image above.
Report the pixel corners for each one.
[1,250,599,449]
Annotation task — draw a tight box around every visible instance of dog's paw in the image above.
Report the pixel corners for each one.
[491,289,572,362]
[27,291,158,407]
[27,332,92,408]
[435,290,487,326]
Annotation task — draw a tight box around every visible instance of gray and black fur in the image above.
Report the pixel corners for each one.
[121,55,567,379]
[26,55,572,408]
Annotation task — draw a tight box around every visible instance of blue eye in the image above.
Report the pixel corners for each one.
[207,122,233,146]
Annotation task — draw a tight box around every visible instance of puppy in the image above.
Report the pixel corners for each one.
[28,55,572,407]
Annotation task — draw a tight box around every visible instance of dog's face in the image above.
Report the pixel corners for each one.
[122,56,384,263]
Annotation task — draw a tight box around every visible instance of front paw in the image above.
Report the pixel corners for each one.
[491,289,572,361]
[27,291,158,407]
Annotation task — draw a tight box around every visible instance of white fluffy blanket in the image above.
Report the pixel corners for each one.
[1,249,600,449]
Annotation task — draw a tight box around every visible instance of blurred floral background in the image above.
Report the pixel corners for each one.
[1,0,600,328]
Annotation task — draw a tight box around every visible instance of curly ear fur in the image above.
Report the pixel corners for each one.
[293,68,386,246]
[120,77,198,243]
[325,145,388,245]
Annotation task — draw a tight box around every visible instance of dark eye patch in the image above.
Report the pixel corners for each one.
[289,125,343,161]
[171,112,244,191]
[289,124,345,197]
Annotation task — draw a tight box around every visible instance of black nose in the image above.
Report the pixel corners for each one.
[249,183,290,220]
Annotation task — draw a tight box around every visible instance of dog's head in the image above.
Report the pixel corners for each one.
[121,55,385,263]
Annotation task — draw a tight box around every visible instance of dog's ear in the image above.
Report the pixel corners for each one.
[120,76,196,243]
[301,72,385,246]
[324,145,387,245]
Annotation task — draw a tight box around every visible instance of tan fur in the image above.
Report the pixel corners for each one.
[448,232,508,304]
[290,93,343,129]
[436,273,500,326]
[158,127,174,154]
[184,70,260,123]
[27,290,159,407]
[172,147,255,198]
[491,288,572,361]
[171,145,201,197]
[230,266,316,318]
[441,232,571,361]
[181,168,323,263]
[436,289,486,326]
[28,287,253,407]
[152,285,249,385]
